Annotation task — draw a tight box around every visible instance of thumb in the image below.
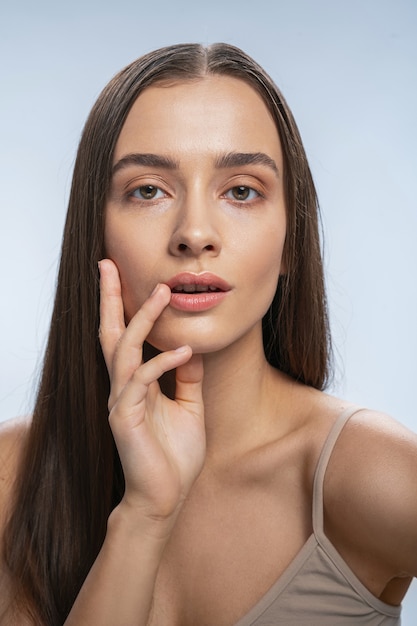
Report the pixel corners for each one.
[175,353,204,417]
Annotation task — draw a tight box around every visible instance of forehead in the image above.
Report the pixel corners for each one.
[114,75,282,163]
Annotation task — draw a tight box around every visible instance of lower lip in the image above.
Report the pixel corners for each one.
[170,291,229,312]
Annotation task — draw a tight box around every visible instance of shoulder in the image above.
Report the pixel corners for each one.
[0,416,32,623]
[324,408,417,579]
[0,415,31,538]
[0,416,31,505]
[0,414,31,455]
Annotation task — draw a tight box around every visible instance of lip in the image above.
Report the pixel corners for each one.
[166,272,231,312]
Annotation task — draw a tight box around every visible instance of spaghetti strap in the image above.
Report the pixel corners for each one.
[312,406,364,535]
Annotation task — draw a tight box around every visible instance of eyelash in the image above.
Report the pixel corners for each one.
[223,186,261,203]
[126,183,263,205]
[129,185,166,201]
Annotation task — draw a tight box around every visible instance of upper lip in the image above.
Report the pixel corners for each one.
[166,272,232,293]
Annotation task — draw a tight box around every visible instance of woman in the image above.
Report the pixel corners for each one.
[0,43,416,625]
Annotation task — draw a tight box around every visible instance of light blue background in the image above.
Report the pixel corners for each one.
[1,0,416,620]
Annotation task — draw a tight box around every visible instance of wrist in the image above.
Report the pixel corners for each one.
[108,499,179,545]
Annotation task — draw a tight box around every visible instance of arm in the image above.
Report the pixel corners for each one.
[324,409,417,601]
[64,259,205,624]
[64,505,172,625]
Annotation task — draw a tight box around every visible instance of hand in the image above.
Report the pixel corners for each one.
[99,259,206,523]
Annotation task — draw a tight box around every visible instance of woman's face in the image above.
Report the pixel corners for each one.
[105,75,286,354]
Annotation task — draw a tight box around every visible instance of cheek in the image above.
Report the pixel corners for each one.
[246,223,285,288]
[104,221,159,321]
[234,223,285,328]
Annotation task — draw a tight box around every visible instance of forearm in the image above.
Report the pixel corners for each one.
[64,503,174,626]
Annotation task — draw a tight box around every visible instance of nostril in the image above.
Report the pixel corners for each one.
[175,241,217,254]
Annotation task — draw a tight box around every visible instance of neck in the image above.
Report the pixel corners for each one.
[148,325,296,464]
[198,326,290,463]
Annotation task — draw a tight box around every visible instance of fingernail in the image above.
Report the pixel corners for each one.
[150,283,160,297]
[175,345,189,354]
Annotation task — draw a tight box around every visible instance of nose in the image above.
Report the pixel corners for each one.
[168,199,222,258]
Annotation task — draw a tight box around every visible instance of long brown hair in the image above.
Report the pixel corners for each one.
[4,43,332,623]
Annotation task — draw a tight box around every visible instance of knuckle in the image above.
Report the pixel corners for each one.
[98,326,105,345]
[108,391,117,413]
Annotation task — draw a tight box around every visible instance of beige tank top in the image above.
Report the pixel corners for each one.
[234,407,402,625]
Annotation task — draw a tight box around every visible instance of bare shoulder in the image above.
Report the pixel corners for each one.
[0,415,31,535]
[0,415,31,541]
[324,408,417,579]
[0,416,31,503]
[325,408,417,506]
[0,417,32,624]
[0,414,31,451]
[328,408,417,476]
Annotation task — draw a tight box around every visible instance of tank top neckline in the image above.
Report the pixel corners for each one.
[233,405,401,626]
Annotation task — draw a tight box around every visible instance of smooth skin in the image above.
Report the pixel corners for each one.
[100,274,205,520]
[1,76,417,625]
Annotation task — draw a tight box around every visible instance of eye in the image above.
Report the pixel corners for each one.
[225,186,259,202]
[131,185,165,200]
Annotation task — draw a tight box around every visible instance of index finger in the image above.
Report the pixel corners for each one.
[98,258,126,371]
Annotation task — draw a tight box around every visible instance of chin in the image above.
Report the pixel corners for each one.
[144,307,263,357]
[147,335,225,355]
[146,323,234,356]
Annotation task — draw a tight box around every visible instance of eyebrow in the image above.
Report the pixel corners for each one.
[112,151,279,176]
[215,152,279,175]
[112,153,179,175]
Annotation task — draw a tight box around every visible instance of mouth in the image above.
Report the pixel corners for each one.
[166,272,231,294]
[171,284,223,294]
[166,272,231,312]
